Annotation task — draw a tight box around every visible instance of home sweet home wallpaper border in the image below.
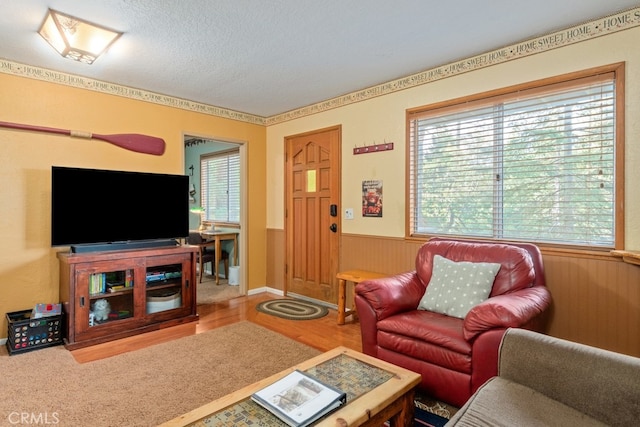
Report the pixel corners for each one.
[1,7,639,126]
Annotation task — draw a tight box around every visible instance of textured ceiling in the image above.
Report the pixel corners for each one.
[1,0,639,118]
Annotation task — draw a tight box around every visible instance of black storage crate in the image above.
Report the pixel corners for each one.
[5,310,63,355]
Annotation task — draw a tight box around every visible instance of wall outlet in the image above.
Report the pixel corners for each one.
[344,208,354,220]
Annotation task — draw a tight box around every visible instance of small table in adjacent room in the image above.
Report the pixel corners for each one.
[336,269,387,325]
[160,346,421,427]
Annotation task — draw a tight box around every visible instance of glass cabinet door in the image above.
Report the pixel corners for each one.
[88,269,135,326]
[145,262,184,314]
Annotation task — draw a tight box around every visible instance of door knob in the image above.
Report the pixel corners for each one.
[330,223,338,233]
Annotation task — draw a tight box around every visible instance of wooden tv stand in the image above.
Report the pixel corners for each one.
[58,245,198,350]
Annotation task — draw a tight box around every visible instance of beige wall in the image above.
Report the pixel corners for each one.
[265,23,640,355]
[267,27,640,244]
[0,73,266,337]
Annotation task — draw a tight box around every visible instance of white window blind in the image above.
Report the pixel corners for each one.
[409,72,619,247]
[201,150,240,223]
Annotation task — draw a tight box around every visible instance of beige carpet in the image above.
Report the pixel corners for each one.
[0,322,320,427]
[196,277,241,305]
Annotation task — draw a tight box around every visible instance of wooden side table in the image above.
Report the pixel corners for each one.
[336,269,387,325]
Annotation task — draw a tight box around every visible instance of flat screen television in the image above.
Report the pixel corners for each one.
[51,166,189,253]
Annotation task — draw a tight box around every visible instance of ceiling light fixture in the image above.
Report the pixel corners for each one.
[38,9,122,64]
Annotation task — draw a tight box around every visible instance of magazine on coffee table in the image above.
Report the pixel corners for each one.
[251,369,347,427]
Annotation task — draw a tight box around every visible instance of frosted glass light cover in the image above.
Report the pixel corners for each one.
[38,9,122,64]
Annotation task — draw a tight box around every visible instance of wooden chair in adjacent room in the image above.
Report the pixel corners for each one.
[187,232,229,283]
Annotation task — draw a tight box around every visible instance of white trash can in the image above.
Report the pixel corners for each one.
[228,266,240,285]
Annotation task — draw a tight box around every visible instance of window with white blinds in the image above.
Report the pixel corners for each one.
[408,66,623,248]
[201,150,240,223]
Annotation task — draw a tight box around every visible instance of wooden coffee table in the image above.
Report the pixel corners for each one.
[160,346,421,427]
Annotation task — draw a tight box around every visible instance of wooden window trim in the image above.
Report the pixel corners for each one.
[405,62,625,252]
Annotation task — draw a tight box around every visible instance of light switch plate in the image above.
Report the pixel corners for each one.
[345,208,354,220]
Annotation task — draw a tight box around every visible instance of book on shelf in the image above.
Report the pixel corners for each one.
[251,369,346,427]
[107,284,130,293]
[90,273,106,295]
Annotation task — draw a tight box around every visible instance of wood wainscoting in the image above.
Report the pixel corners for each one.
[543,252,640,356]
[266,229,640,357]
[266,228,286,293]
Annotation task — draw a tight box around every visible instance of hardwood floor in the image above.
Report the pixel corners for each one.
[71,292,363,363]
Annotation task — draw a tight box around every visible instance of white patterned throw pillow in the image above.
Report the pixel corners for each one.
[418,255,501,319]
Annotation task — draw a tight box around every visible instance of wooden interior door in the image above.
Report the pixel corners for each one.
[285,126,341,303]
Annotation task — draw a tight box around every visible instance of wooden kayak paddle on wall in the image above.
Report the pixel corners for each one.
[0,120,165,156]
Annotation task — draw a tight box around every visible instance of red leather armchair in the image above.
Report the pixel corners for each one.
[354,238,552,408]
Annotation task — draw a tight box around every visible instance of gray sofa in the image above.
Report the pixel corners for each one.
[446,328,640,426]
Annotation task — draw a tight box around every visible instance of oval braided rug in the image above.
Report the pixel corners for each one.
[256,298,329,320]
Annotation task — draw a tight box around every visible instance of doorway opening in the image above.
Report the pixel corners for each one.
[184,134,247,303]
